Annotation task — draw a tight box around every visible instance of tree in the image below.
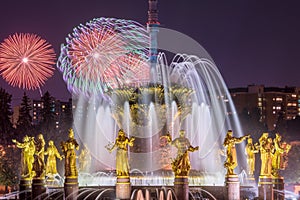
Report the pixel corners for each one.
[39,91,56,141]
[0,145,20,193]
[281,144,300,183]
[16,93,34,140]
[0,88,14,143]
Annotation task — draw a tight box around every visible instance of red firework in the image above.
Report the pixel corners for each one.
[0,33,56,90]
[69,27,126,82]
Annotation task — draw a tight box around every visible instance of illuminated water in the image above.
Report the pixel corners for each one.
[72,52,246,186]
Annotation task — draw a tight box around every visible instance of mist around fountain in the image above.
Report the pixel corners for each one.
[72,50,246,186]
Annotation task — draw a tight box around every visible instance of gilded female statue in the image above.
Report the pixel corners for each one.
[259,133,273,176]
[78,145,91,173]
[33,134,46,178]
[223,130,249,175]
[106,129,135,177]
[164,130,199,176]
[12,136,33,178]
[245,137,259,177]
[272,133,284,177]
[45,140,62,177]
[61,128,79,177]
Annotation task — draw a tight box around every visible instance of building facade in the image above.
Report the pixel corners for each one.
[230,85,300,130]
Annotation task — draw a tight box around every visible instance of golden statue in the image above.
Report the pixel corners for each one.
[78,145,91,173]
[33,134,46,178]
[280,141,291,170]
[61,128,79,177]
[164,130,199,177]
[106,129,135,177]
[12,135,35,179]
[245,137,259,177]
[28,137,36,177]
[271,133,284,177]
[259,133,273,176]
[45,140,62,177]
[223,130,249,175]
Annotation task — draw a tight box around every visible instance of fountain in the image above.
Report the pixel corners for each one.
[57,0,251,199]
[3,1,293,200]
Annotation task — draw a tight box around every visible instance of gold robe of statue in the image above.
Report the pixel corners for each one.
[223,130,249,175]
[61,128,79,177]
[166,130,199,177]
[45,140,62,176]
[107,129,135,177]
[245,137,259,177]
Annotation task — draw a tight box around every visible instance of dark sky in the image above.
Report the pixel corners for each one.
[1,0,300,105]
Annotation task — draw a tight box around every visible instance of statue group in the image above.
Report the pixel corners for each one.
[14,127,291,187]
[223,130,291,178]
[13,128,91,181]
[106,129,199,178]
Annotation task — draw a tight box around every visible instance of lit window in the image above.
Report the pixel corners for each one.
[62,105,66,109]
[273,111,276,114]
[38,103,41,107]
[292,94,297,98]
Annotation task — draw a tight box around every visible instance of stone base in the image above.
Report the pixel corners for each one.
[46,177,58,187]
[116,177,131,200]
[19,179,32,200]
[64,177,78,200]
[258,176,273,200]
[245,176,256,186]
[32,178,46,199]
[174,176,189,200]
[273,177,284,200]
[225,174,240,200]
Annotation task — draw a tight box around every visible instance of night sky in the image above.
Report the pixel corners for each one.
[1,0,300,105]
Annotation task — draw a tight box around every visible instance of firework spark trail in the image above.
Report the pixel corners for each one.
[0,33,56,90]
[57,17,150,98]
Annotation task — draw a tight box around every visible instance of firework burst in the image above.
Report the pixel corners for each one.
[0,33,56,90]
[57,17,150,98]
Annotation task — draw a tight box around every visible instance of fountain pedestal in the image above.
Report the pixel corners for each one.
[258,176,273,200]
[225,174,240,200]
[19,178,31,200]
[174,176,189,200]
[245,175,256,186]
[64,177,78,200]
[116,176,131,199]
[32,178,46,199]
[273,177,284,200]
